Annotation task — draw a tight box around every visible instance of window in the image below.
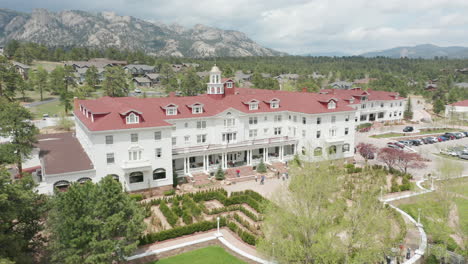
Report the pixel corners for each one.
[328,145,337,155]
[129,172,144,183]
[106,153,114,164]
[329,128,337,137]
[328,100,336,109]
[249,129,258,138]
[371,103,374,108]
[271,101,279,109]
[302,117,306,124]
[105,135,113,144]
[274,127,282,135]
[274,115,282,122]
[222,133,237,142]
[196,120,206,129]
[126,113,139,124]
[293,116,297,122]
[361,104,366,109]
[264,116,268,121]
[131,133,138,143]
[345,128,349,135]
[227,82,233,88]
[166,107,177,116]
[378,112,384,118]
[314,147,322,156]
[345,115,349,122]
[394,111,397,116]
[184,135,190,143]
[343,144,350,152]
[184,122,188,128]
[399,112,402,116]
[197,134,207,143]
[172,137,176,145]
[360,115,367,121]
[390,103,393,107]
[362,96,367,101]
[399,101,402,106]
[317,117,321,125]
[153,168,166,180]
[155,148,162,158]
[264,128,269,134]
[192,105,203,114]
[316,130,321,138]
[128,149,142,161]
[249,102,259,110]
[224,118,235,127]
[302,147,306,155]
[350,98,355,104]
[390,113,393,117]
[355,116,358,122]
[154,131,162,140]
[331,116,336,123]
[381,103,384,108]
[249,117,258,125]
[288,115,291,120]
[302,130,306,137]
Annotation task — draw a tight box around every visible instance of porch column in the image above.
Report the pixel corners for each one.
[186,157,191,174]
[183,157,187,174]
[203,154,207,172]
[263,147,268,162]
[222,153,226,169]
[280,145,284,161]
[248,150,253,165]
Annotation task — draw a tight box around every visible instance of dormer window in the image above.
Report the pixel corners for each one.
[166,107,177,116]
[361,96,367,101]
[249,102,259,110]
[192,105,203,114]
[328,100,336,109]
[349,98,355,104]
[227,82,233,88]
[126,113,139,124]
[271,101,279,109]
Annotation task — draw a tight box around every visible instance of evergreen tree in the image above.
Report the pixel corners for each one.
[403,96,413,120]
[48,66,66,95]
[256,160,267,173]
[180,69,204,96]
[85,65,99,89]
[215,166,225,180]
[433,99,445,114]
[0,58,22,101]
[59,65,76,114]
[0,99,39,177]
[0,168,47,264]
[30,66,49,101]
[103,66,129,97]
[47,176,145,264]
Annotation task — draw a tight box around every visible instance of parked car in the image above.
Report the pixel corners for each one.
[399,140,411,146]
[444,133,457,140]
[409,139,421,146]
[454,132,465,138]
[421,137,431,144]
[459,151,468,160]
[427,137,438,143]
[394,142,405,148]
[462,131,468,137]
[387,142,403,149]
[134,88,142,93]
[438,136,448,142]
[403,126,414,132]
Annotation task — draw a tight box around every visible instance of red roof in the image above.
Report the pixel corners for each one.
[449,100,468,107]
[75,87,360,132]
[319,88,403,103]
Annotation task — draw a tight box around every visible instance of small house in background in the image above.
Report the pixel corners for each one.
[124,64,155,76]
[12,61,30,79]
[145,73,160,86]
[133,77,152,87]
[353,77,377,85]
[196,71,210,79]
[235,71,252,82]
[445,100,468,120]
[329,81,353,90]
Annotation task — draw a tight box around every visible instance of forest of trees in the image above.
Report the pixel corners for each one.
[4,40,468,107]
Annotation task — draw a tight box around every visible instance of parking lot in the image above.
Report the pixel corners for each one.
[356,124,468,180]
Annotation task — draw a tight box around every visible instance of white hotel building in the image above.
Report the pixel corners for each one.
[35,66,405,194]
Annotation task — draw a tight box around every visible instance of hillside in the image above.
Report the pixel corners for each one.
[0,8,284,57]
[360,44,468,59]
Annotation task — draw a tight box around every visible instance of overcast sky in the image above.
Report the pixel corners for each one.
[3,0,468,55]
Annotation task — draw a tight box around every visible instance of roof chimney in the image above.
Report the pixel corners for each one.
[302,87,308,92]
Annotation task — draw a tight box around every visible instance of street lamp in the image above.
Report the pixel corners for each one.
[417,208,421,226]
[216,216,220,236]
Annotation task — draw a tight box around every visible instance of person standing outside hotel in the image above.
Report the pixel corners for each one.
[236,169,240,177]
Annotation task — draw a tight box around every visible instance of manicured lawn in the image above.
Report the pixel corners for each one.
[454,198,468,237]
[444,177,468,196]
[370,132,404,138]
[29,100,66,119]
[147,246,246,264]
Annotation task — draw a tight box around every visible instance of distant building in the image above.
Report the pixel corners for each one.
[308,72,326,79]
[133,77,152,87]
[329,81,353,90]
[445,100,468,120]
[353,77,377,85]
[145,73,161,86]
[235,71,252,82]
[65,59,126,70]
[11,61,30,79]
[124,64,156,76]
[454,82,468,88]
[274,74,299,82]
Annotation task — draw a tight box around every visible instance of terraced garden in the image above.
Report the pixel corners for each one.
[139,189,266,246]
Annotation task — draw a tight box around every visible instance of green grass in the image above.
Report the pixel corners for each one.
[147,246,246,264]
[370,133,404,138]
[418,128,460,135]
[454,198,468,237]
[433,153,468,162]
[29,100,66,119]
[370,128,463,139]
[444,177,468,196]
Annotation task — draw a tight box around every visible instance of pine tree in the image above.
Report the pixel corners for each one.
[256,160,267,173]
[102,66,129,97]
[403,96,413,120]
[215,166,225,180]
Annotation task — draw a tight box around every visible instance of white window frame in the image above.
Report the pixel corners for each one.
[249,129,258,138]
[271,101,279,109]
[128,149,142,161]
[249,102,259,110]
[249,116,258,125]
[106,153,114,164]
[105,135,113,145]
[227,82,233,88]
[192,105,203,114]
[130,133,138,143]
[126,113,139,124]
[197,134,207,143]
[274,115,282,122]
[166,107,177,116]
[154,131,162,140]
[196,120,207,129]
[155,148,162,158]
[274,127,282,135]
[328,100,336,109]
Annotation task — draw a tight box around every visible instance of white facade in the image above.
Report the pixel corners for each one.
[352,99,406,124]
[445,103,468,120]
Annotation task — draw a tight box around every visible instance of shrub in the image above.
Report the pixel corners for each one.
[140,218,227,245]
[129,193,144,201]
[239,230,257,245]
[164,189,175,196]
[256,160,267,173]
[215,166,225,180]
[159,200,178,227]
[172,203,183,217]
[182,210,193,225]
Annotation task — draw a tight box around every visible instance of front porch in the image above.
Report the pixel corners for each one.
[173,144,296,177]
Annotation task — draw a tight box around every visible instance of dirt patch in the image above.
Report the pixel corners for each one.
[151,206,172,231]
[241,203,260,217]
[204,200,224,210]
[448,202,464,248]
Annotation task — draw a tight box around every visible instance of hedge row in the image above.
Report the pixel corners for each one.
[159,200,178,227]
[182,196,202,217]
[227,220,257,246]
[233,213,258,235]
[140,217,227,245]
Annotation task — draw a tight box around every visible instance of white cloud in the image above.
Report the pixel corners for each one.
[3,0,468,54]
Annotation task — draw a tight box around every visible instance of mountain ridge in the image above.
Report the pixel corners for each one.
[360,44,468,59]
[0,8,285,57]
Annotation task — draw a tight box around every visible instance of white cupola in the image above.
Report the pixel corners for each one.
[207,65,224,95]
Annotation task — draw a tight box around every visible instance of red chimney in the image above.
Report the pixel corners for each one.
[302,87,308,92]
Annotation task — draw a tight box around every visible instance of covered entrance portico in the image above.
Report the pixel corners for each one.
[172,138,298,176]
